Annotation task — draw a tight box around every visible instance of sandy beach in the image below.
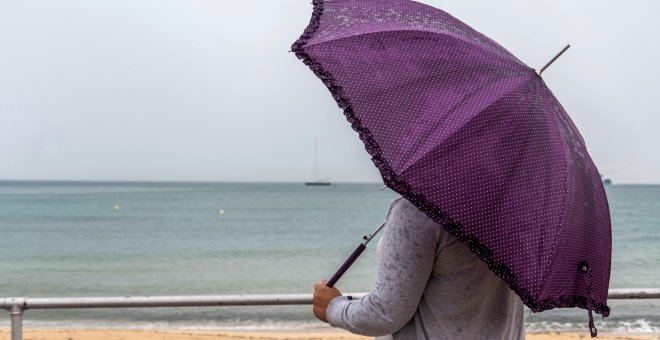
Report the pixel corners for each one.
[0,329,658,340]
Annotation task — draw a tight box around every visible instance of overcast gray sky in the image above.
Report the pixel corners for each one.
[1,1,658,184]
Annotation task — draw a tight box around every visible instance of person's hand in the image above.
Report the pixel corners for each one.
[313,279,342,323]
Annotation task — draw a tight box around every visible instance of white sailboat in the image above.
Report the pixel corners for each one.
[305,138,331,186]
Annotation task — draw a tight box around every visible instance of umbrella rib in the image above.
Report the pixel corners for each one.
[304,28,528,69]
[397,73,534,176]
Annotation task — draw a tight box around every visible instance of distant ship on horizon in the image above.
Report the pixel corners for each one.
[601,174,612,185]
[305,138,332,186]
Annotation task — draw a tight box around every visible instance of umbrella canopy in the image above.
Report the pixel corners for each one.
[292,0,611,327]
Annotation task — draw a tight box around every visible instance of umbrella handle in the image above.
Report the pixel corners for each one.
[326,243,366,288]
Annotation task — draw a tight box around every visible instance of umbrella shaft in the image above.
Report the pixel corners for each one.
[327,243,366,288]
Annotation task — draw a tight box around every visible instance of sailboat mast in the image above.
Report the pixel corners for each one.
[305,138,331,185]
[312,138,320,181]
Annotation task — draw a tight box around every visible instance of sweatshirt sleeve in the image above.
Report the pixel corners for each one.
[326,197,442,336]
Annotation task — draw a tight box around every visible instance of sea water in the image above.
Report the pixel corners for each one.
[0,182,658,333]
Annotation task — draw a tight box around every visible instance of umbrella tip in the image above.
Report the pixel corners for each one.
[380,185,388,191]
[537,44,571,76]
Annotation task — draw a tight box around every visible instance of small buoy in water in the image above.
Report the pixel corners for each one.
[218,209,225,215]
[113,204,120,211]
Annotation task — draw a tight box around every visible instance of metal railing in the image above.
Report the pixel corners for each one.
[2,289,659,340]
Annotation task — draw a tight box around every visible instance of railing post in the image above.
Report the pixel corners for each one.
[7,298,24,340]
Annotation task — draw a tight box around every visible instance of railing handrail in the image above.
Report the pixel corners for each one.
[2,288,659,311]
[2,289,660,340]
[0,293,364,310]
[606,288,660,299]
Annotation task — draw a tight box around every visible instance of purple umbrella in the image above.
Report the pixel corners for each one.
[292,0,611,337]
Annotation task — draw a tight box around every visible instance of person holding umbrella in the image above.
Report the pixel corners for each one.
[293,0,612,338]
[313,196,525,339]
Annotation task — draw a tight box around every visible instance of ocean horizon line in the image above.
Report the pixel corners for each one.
[0,179,385,185]
[0,179,657,186]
